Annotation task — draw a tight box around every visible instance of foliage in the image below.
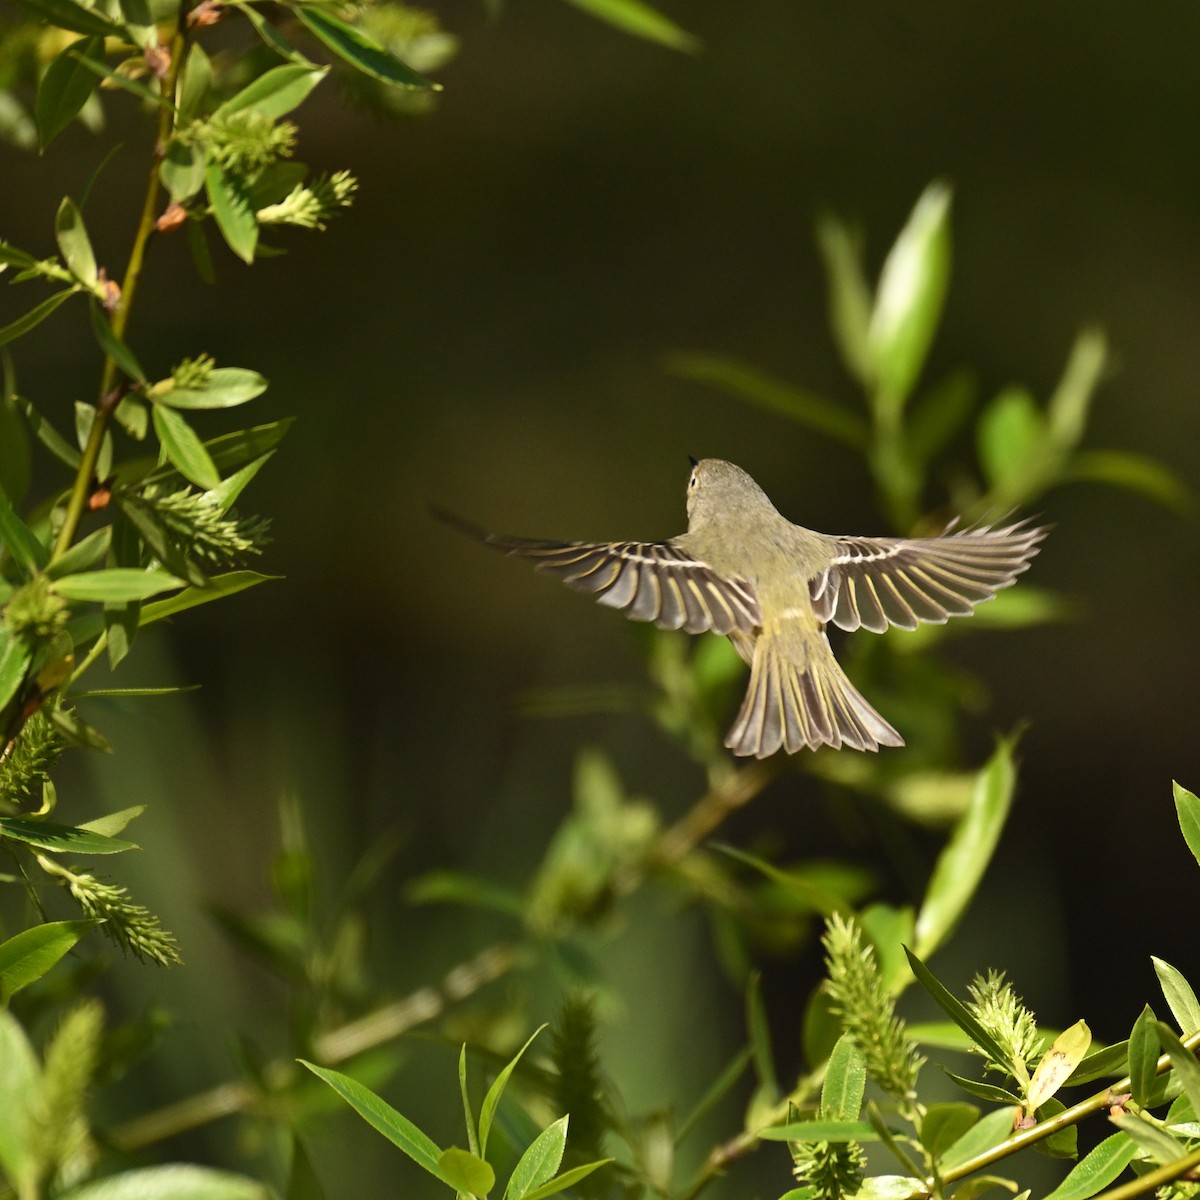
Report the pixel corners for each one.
[0,3,1197,1197]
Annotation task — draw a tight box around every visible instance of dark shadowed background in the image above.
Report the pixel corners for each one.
[3,2,1199,1194]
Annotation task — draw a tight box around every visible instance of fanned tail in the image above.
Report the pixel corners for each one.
[725,630,903,758]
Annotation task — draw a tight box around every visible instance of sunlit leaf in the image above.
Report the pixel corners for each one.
[159,367,267,410]
[1174,782,1200,871]
[0,817,137,854]
[815,214,873,386]
[1153,958,1200,1035]
[1026,1020,1091,1111]
[1128,1006,1160,1108]
[904,949,1010,1069]
[558,0,697,51]
[206,163,258,264]
[920,1103,980,1158]
[0,920,99,1001]
[438,1147,494,1195]
[1109,1113,1188,1165]
[60,1164,272,1199]
[14,0,121,37]
[504,1115,566,1199]
[977,386,1049,495]
[296,7,439,90]
[153,405,220,489]
[821,1034,866,1121]
[1039,1133,1137,1200]
[1046,329,1108,450]
[54,568,182,603]
[216,64,327,120]
[479,1026,545,1157]
[0,1009,39,1191]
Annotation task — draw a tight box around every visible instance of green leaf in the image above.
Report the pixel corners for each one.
[856,1178,926,1200]
[913,735,1016,958]
[160,139,206,203]
[758,1120,881,1143]
[458,1045,479,1155]
[0,817,137,854]
[941,1105,1021,1171]
[821,1034,867,1121]
[558,0,697,51]
[179,43,213,123]
[206,163,258,264]
[216,64,328,120]
[664,353,868,449]
[479,1026,545,1157]
[46,526,112,580]
[713,843,858,916]
[55,196,98,289]
[1034,1098,1077,1159]
[1046,328,1108,450]
[0,242,39,269]
[904,369,977,470]
[948,1176,1019,1200]
[519,1160,612,1200]
[78,805,145,836]
[1128,1006,1160,1108]
[1039,1132,1137,1200]
[0,480,47,574]
[117,0,154,48]
[0,290,75,347]
[405,870,525,917]
[1109,1113,1187,1165]
[0,919,100,1001]
[296,6,441,90]
[59,1164,272,1199]
[16,392,80,467]
[205,419,294,474]
[869,181,952,417]
[235,2,319,65]
[54,568,183,603]
[90,300,145,383]
[160,367,268,410]
[1027,1020,1091,1111]
[0,1009,39,1193]
[115,495,209,588]
[1154,959,1200,1035]
[940,1070,1022,1105]
[14,0,121,37]
[815,214,874,386]
[75,400,112,481]
[46,705,112,752]
[920,1103,980,1158]
[36,37,103,149]
[153,405,220,489]
[747,971,777,1101]
[438,1146,495,1195]
[206,451,273,515]
[505,1115,566,1199]
[1174,782,1200,871]
[138,570,275,625]
[1064,450,1193,516]
[0,633,32,713]
[904,949,1011,1070]
[977,386,1050,495]
[298,1061,455,1185]
[1068,1041,1130,1086]
[1152,1022,1200,1118]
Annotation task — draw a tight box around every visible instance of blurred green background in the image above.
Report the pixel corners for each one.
[3,1,1200,1194]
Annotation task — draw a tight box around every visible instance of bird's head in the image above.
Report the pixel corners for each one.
[685,458,778,530]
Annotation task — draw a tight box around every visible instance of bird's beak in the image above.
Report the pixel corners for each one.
[688,454,699,468]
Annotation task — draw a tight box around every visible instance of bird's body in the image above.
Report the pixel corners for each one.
[443,459,1046,758]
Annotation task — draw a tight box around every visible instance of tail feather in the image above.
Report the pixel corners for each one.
[725,631,903,758]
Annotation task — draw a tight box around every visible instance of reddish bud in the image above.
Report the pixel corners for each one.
[157,201,188,233]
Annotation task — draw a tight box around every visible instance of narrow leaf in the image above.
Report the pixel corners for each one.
[758,1120,881,1143]
[298,1061,455,1185]
[479,1026,545,1157]
[0,817,137,854]
[505,1115,566,1199]
[0,290,75,347]
[59,1164,271,1199]
[0,1009,39,1191]
[77,805,145,836]
[13,0,120,37]
[0,480,47,574]
[139,571,276,625]
[216,64,327,120]
[54,568,183,603]
[1046,329,1108,451]
[160,367,268,410]
[920,1103,980,1158]
[160,139,206,203]
[0,920,99,1001]
[1128,1006,1160,1108]
[1039,1133,1137,1200]
[55,197,98,289]
[675,1047,751,1144]
[46,526,112,579]
[1153,959,1200,1035]
[153,405,220,489]
[914,735,1016,957]
[206,163,258,264]
[904,948,1010,1069]
[1151,1022,1200,1118]
[1173,782,1200,870]
[296,6,440,90]
[940,1070,1022,1105]
[90,300,145,382]
[236,2,319,65]
[1067,1041,1130,1086]
[1064,450,1193,516]
[0,634,32,713]
[1109,1113,1188,1165]
[815,214,874,385]
[558,0,697,51]
[821,1034,867,1121]
[941,1105,1021,1171]
[869,180,952,416]
[664,353,868,449]
[36,38,103,150]
[16,393,80,467]
[520,1160,613,1200]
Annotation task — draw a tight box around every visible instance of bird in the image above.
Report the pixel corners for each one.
[438,458,1046,759]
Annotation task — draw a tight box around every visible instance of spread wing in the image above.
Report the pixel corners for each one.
[436,509,761,635]
[809,517,1047,634]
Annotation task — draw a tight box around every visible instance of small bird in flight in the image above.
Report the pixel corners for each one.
[441,459,1046,759]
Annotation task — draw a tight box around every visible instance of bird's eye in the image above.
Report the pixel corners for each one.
[688,471,698,490]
